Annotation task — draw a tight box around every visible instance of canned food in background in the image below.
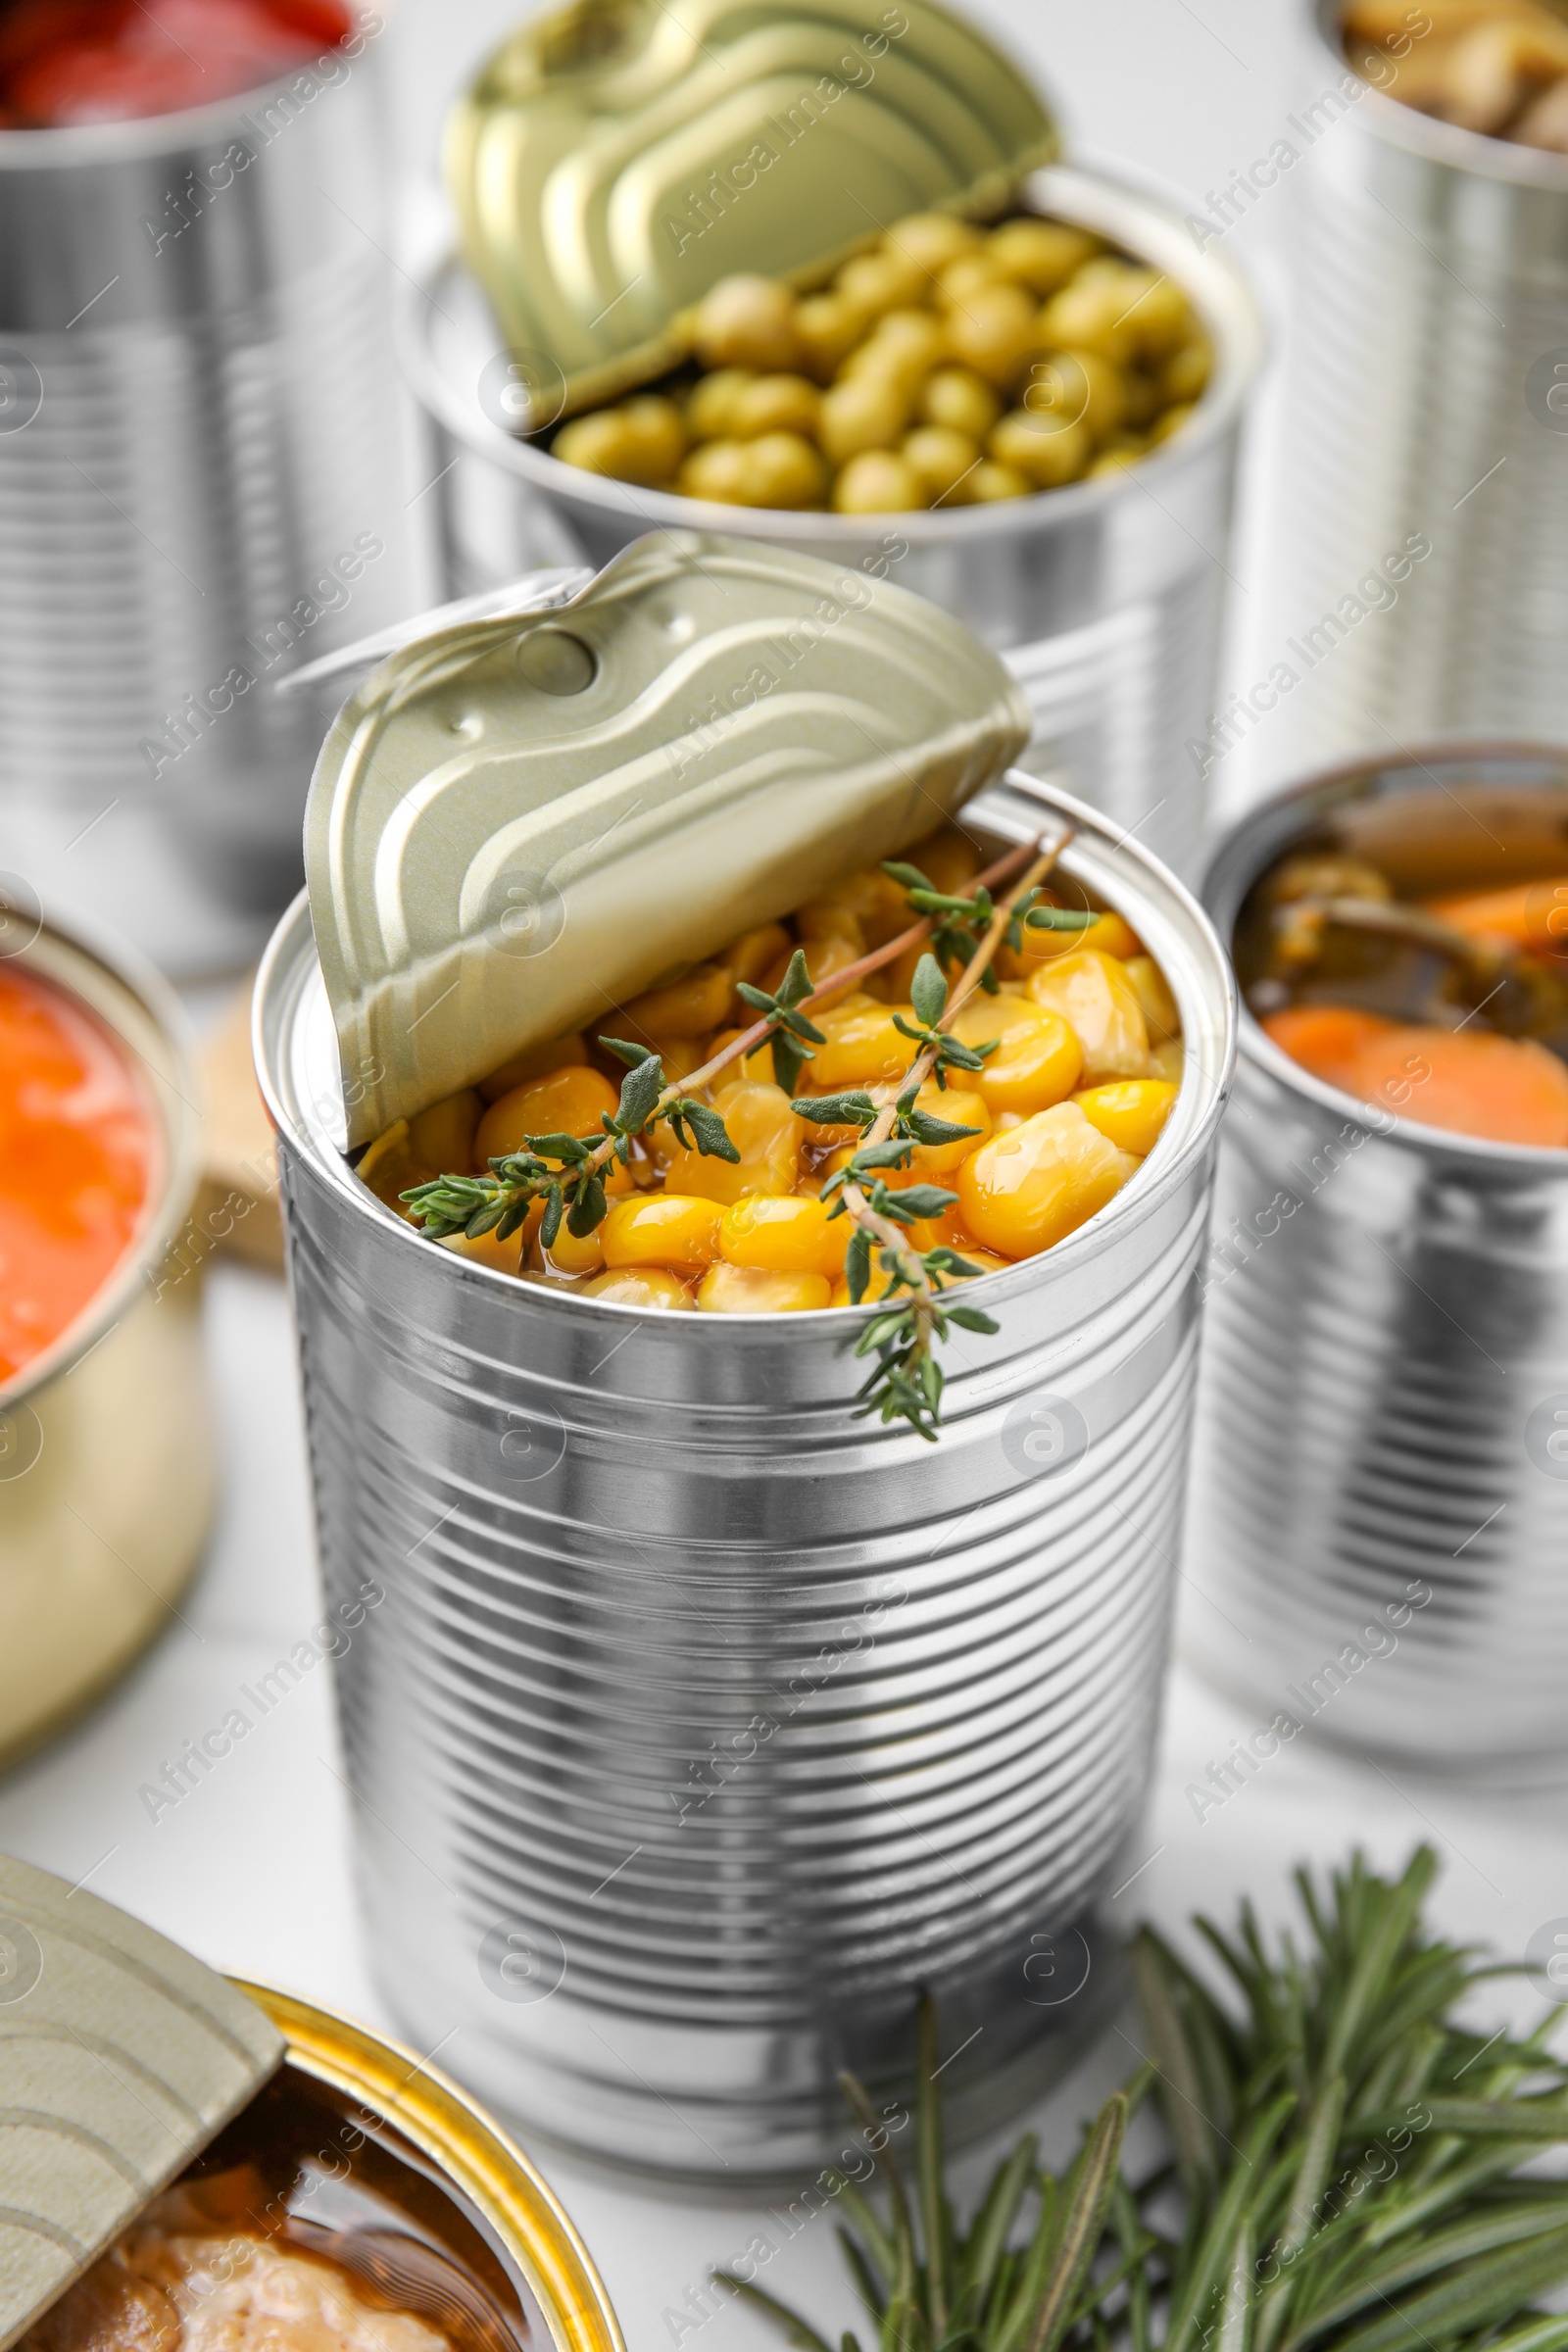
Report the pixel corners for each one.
[1188,743,1568,1784]
[255,764,1236,2180]
[1239,0,1568,786]
[0,894,216,1769]
[0,11,414,978]
[400,162,1263,876]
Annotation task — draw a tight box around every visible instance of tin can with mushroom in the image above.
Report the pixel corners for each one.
[0,891,217,1768]
[1239,0,1568,785]
[1187,742,1568,1784]
[400,157,1262,878]
[255,759,1235,2181]
[0,1845,622,2352]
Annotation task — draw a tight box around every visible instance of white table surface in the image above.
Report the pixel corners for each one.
[10,4,1566,2348]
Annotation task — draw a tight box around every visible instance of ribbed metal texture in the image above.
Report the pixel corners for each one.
[398,160,1263,881]
[1247,1,1568,778]
[257,767,1236,2180]
[1187,750,1568,1783]
[0,44,412,975]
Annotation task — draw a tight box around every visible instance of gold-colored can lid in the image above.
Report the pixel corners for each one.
[305,530,1031,1146]
[446,0,1057,419]
[0,1854,283,2350]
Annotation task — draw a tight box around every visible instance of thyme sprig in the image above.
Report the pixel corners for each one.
[399,835,1051,1268]
[726,1850,1568,2352]
[794,835,1072,1443]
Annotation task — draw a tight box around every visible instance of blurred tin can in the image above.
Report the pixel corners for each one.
[1243,0,1568,783]
[1188,743,1568,1784]
[0,16,413,978]
[399,159,1263,877]
[0,895,216,1768]
[255,762,1235,2181]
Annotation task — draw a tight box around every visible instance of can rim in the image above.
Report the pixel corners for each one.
[0,22,373,166]
[1202,735,1568,1172]
[0,894,206,1407]
[235,1980,626,2352]
[1308,0,1568,193]
[255,766,1238,1328]
[396,154,1266,547]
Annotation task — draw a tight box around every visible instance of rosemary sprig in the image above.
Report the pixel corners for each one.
[726,1853,1568,2352]
[793,835,1073,1442]
[714,1993,1139,2352]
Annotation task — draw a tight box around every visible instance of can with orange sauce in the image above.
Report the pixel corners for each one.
[0,892,217,1765]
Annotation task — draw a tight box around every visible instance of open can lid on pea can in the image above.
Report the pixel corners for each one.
[446,0,1058,422]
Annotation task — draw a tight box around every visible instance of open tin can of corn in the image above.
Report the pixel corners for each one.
[398,0,1262,875]
[1188,742,1568,1784]
[255,533,1235,2179]
[1241,0,1568,783]
[0,892,216,1769]
[0,1852,622,2352]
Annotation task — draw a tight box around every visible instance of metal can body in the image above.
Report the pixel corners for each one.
[0,30,412,978]
[1188,746,1568,1783]
[256,767,1235,2181]
[398,163,1263,877]
[0,906,216,1768]
[1244,2,1568,780]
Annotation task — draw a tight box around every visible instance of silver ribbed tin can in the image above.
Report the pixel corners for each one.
[1241,1,1568,783]
[1187,743,1568,1785]
[398,161,1263,876]
[256,764,1235,2181]
[0,19,412,977]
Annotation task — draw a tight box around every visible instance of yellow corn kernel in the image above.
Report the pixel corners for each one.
[579,1267,695,1309]
[808,999,919,1089]
[406,1089,481,1176]
[474,1066,619,1164]
[707,1026,778,1086]
[907,824,983,896]
[602,1194,724,1271]
[1019,907,1142,963]
[881,1083,991,1179]
[1150,1037,1185,1086]
[643,1035,708,1086]
[664,1080,803,1204]
[478,1032,589,1103]
[946,997,1082,1115]
[1026,951,1150,1083]
[1123,953,1181,1044]
[760,933,863,997]
[720,1194,849,1278]
[956,1101,1131,1257]
[618,963,734,1041]
[531,1220,606,1278]
[1071,1079,1178,1157]
[698,1264,832,1313]
[715,921,794,995]
[437,1222,524,1275]
[903,1198,984,1253]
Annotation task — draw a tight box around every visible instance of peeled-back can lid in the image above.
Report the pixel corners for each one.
[305,529,1032,1147]
[0,1854,284,2351]
[445,0,1058,420]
